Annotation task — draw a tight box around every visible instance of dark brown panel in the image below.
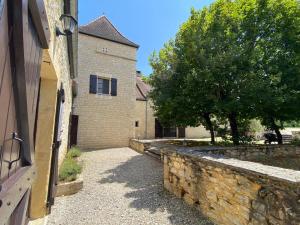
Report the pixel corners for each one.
[0,1,10,89]
[1,86,15,181]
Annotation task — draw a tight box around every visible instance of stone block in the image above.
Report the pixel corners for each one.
[56,176,83,197]
[183,193,196,206]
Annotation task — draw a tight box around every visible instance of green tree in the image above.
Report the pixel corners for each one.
[149,0,300,145]
[241,0,300,144]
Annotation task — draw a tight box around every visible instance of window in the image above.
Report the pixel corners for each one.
[89,75,117,96]
[97,77,110,95]
[135,121,139,127]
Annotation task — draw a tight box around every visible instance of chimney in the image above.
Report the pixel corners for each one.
[136,71,142,77]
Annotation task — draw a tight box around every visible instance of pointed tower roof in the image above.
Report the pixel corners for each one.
[79,16,139,48]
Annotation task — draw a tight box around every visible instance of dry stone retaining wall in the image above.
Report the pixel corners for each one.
[162,147,300,225]
[195,145,300,161]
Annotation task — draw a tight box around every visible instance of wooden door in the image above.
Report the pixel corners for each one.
[155,119,163,138]
[70,115,79,147]
[178,127,186,138]
[0,0,49,224]
[47,88,65,213]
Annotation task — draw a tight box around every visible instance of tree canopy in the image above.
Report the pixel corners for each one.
[149,0,300,145]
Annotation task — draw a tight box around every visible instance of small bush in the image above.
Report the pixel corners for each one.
[59,158,82,182]
[66,146,81,159]
[291,138,300,146]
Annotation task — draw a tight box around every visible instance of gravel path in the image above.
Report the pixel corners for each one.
[47,148,214,225]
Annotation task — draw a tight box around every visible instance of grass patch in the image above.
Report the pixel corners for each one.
[66,146,81,159]
[59,158,82,182]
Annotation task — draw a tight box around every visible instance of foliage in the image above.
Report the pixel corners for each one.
[141,75,151,84]
[249,120,265,133]
[67,146,81,159]
[284,121,300,128]
[291,138,300,146]
[149,0,300,145]
[59,158,82,182]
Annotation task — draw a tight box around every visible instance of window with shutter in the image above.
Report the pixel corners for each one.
[89,75,116,96]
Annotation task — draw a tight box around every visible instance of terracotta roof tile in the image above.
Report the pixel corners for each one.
[79,16,139,48]
[136,76,151,101]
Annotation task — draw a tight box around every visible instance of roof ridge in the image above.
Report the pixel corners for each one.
[79,15,139,48]
[81,14,106,27]
[101,16,137,46]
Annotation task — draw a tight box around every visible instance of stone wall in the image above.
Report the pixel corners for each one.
[129,139,151,153]
[189,144,300,161]
[30,0,73,219]
[74,33,137,149]
[185,126,211,139]
[162,147,300,225]
[44,0,73,167]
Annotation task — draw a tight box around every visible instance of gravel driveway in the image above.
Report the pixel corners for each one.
[47,147,214,225]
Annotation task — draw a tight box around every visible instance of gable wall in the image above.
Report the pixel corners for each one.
[74,33,137,149]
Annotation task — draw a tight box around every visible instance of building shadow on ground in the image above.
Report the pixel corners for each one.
[98,154,214,225]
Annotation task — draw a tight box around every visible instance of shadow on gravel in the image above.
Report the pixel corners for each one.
[98,154,214,225]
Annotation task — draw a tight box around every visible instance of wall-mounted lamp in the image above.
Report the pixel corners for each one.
[56,14,78,36]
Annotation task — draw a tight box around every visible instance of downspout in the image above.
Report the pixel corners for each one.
[145,98,148,139]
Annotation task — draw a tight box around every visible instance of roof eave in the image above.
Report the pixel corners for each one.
[79,30,139,48]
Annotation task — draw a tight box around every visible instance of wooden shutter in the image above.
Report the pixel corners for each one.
[89,75,97,94]
[111,78,117,96]
[103,79,109,94]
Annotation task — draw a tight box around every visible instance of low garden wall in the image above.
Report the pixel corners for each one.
[162,147,300,225]
[193,144,300,161]
[129,139,152,153]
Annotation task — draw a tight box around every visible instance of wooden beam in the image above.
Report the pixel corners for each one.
[29,0,50,49]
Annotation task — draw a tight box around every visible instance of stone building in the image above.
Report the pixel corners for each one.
[73,16,139,149]
[73,15,210,149]
[135,73,156,139]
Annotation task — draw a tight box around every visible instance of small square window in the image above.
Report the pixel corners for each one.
[135,121,139,127]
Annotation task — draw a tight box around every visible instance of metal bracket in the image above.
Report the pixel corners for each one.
[3,132,23,170]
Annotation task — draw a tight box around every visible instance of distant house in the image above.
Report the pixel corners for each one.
[135,72,156,139]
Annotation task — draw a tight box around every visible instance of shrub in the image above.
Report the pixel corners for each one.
[291,138,300,146]
[66,146,81,159]
[59,158,82,182]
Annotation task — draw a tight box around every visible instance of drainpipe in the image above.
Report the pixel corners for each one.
[145,98,148,139]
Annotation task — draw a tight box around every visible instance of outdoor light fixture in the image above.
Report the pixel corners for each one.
[56,14,78,36]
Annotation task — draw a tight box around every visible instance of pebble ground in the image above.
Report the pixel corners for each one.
[47,148,214,225]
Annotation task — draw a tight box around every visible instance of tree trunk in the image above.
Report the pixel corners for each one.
[203,113,215,144]
[270,117,283,144]
[228,112,239,145]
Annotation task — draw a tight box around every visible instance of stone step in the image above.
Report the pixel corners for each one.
[145,150,161,161]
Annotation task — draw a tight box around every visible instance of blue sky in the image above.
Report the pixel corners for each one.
[79,0,214,76]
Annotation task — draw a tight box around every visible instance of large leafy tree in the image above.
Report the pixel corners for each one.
[244,0,300,143]
[149,0,300,145]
